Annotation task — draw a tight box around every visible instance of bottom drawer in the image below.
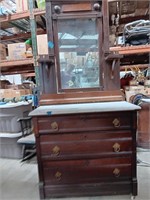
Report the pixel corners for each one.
[43,157,132,185]
[43,181,133,198]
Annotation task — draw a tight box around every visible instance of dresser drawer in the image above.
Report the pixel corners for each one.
[38,112,133,134]
[43,157,132,185]
[40,131,132,160]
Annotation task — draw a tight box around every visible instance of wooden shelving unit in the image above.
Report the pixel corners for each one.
[0,59,35,75]
[0,2,46,77]
[0,58,34,68]
[110,45,150,71]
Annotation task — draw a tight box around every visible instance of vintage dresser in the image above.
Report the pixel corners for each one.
[30,0,140,198]
[30,101,140,199]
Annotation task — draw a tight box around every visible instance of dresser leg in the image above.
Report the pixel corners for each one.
[131,195,136,200]
[132,177,137,197]
[39,182,45,199]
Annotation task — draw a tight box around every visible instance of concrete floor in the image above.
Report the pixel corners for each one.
[0,149,150,200]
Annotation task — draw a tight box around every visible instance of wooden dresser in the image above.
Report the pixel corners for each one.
[30,101,140,199]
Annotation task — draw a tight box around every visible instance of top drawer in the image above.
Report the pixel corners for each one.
[37,112,133,134]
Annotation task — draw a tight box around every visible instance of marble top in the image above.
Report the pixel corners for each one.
[29,101,141,116]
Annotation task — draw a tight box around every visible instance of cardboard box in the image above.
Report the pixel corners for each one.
[0,44,6,60]
[125,90,137,102]
[16,0,28,12]
[0,89,32,99]
[0,89,14,98]
[25,47,33,58]
[0,80,11,89]
[37,34,48,55]
[125,85,147,102]
[145,87,150,95]
[8,43,26,60]
[5,84,25,90]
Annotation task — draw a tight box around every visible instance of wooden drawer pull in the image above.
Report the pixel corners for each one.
[113,168,120,177]
[113,143,121,152]
[55,171,62,180]
[112,118,120,128]
[52,146,60,156]
[51,122,58,130]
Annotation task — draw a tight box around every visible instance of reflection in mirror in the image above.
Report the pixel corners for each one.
[57,18,100,89]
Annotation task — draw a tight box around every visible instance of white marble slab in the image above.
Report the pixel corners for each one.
[29,101,141,116]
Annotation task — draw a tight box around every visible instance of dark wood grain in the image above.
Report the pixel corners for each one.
[32,109,138,199]
[37,112,132,133]
[33,0,138,199]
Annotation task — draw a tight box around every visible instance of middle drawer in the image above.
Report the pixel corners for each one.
[40,131,132,160]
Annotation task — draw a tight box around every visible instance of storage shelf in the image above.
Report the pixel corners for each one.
[120,64,149,71]
[0,11,30,23]
[1,29,46,43]
[0,9,45,24]
[110,45,150,55]
[0,58,34,68]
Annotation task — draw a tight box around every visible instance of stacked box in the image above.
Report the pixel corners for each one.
[0,43,6,60]
[37,34,48,55]
[0,89,32,98]
[8,43,26,60]
[16,0,28,12]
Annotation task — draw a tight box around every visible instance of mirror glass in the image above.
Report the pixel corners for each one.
[57,18,100,89]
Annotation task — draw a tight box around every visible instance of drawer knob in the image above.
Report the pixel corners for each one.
[112,118,120,128]
[52,146,60,156]
[55,171,62,180]
[113,143,121,152]
[51,122,58,130]
[113,168,120,177]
